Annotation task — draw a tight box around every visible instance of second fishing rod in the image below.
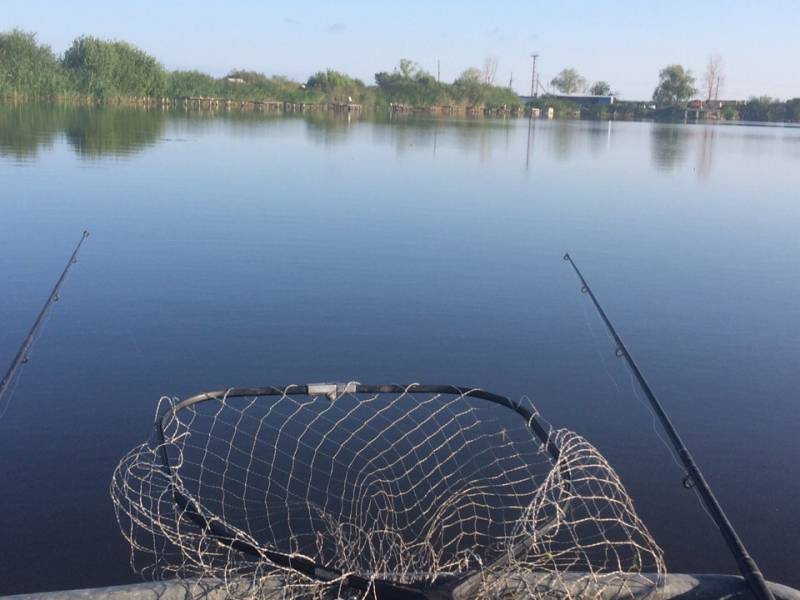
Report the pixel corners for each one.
[563,252,774,600]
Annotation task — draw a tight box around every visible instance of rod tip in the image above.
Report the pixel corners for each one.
[562,253,570,261]
[82,230,90,237]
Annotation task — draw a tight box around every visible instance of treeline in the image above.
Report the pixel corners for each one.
[529,95,800,123]
[0,29,519,110]
[734,97,800,122]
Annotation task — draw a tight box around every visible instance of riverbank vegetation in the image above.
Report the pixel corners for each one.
[0,29,519,111]
[4,29,799,122]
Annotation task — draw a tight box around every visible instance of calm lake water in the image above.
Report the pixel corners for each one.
[0,105,798,593]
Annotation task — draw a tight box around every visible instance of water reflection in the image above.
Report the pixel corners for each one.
[370,116,513,163]
[695,126,716,180]
[549,121,578,160]
[64,108,166,158]
[587,120,612,156]
[0,103,62,160]
[1,105,792,178]
[525,117,536,169]
[303,111,356,146]
[650,124,691,171]
[0,104,166,160]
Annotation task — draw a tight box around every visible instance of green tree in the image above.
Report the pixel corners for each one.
[457,68,482,84]
[0,29,67,97]
[652,65,697,107]
[398,58,419,78]
[741,96,786,122]
[306,69,366,102]
[451,68,520,109]
[166,70,219,97]
[206,70,304,101]
[452,68,483,105]
[375,60,447,106]
[721,104,738,120]
[62,36,166,99]
[786,98,800,122]
[550,68,586,94]
[589,81,611,96]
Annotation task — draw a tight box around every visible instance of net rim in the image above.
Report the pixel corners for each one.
[160,383,556,459]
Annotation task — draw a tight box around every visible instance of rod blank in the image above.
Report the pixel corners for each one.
[0,230,90,406]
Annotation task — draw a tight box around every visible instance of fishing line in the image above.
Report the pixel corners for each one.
[624,367,720,528]
[579,292,624,394]
[578,292,713,525]
[577,270,723,529]
[582,291,686,471]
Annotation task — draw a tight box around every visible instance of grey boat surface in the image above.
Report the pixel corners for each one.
[3,574,799,600]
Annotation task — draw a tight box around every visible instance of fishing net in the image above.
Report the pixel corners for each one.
[111,384,665,600]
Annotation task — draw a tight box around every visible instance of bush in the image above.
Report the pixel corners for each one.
[62,36,166,99]
[785,98,800,123]
[741,96,786,122]
[0,29,67,97]
[721,105,738,120]
[166,70,220,97]
[375,60,520,109]
[306,69,368,103]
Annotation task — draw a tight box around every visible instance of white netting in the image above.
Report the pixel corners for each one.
[111,384,665,599]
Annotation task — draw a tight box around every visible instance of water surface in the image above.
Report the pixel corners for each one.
[1,105,798,593]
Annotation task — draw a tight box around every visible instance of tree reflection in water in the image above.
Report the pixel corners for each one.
[650,123,691,171]
[0,103,166,160]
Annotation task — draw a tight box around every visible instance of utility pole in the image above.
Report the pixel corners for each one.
[530,53,539,98]
[509,72,513,88]
[437,59,440,83]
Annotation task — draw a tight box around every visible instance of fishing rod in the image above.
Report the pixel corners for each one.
[0,230,90,407]
[562,252,774,600]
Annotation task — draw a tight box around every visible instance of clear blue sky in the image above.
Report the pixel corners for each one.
[4,0,799,100]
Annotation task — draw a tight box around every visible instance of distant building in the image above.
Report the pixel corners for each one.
[519,94,614,107]
[552,94,615,106]
[705,99,739,110]
[226,77,245,84]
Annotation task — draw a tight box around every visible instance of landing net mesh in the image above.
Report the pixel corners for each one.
[111,385,665,599]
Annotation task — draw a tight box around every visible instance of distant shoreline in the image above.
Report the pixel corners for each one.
[5,97,800,128]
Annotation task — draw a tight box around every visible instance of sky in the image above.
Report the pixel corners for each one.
[3,0,799,100]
